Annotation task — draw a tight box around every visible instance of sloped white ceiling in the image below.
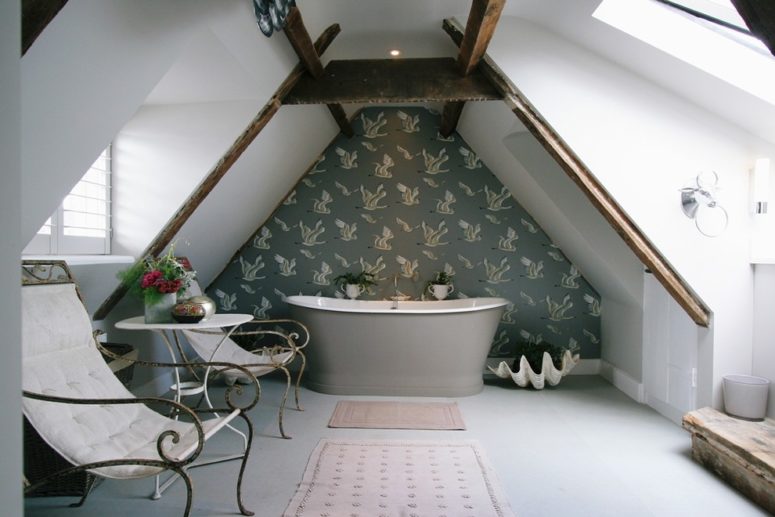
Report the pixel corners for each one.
[143,28,264,106]
[503,0,775,144]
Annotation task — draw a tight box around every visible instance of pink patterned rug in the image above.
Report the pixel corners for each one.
[328,401,466,430]
[283,439,515,517]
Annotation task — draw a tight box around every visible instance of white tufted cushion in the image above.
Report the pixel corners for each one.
[183,329,293,384]
[22,283,239,479]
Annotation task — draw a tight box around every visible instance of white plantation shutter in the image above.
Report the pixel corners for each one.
[24,146,112,255]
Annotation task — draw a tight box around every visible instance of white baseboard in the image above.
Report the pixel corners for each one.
[599,360,645,403]
[644,394,684,425]
[484,357,601,376]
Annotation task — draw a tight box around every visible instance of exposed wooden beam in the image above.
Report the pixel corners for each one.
[284,58,501,105]
[284,6,354,137]
[443,17,711,327]
[327,104,355,138]
[440,101,465,137]
[731,0,775,56]
[441,0,505,136]
[22,0,68,55]
[457,0,506,76]
[284,6,325,78]
[93,23,342,320]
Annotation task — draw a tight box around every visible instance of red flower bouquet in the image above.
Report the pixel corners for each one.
[120,246,193,306]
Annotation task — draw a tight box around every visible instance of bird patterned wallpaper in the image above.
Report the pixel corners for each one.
[206,107,601,359]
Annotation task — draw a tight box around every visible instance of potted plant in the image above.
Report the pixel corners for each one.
[426,271,454,300]
[119,246,194,323]
[334,271,377,299]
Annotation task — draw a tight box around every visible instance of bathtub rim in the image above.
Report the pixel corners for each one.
[285,295,510,314]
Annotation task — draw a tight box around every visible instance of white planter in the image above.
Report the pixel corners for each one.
[723,374,770,420]
[343,284,363,299]
[427,283,454,300]
[489,350,580,389]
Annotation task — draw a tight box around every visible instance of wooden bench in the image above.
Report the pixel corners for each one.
[682,407,775,513]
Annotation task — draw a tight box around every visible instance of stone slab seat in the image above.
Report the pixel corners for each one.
[21,276,254,516]
[682,407,775,513]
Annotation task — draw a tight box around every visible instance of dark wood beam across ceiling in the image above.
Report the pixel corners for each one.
[93,22,342,320]
[457,0,507,76]
[439,0,505,137]
[283,57,501,105]
[443,17,711,328]
[284,7,354,137]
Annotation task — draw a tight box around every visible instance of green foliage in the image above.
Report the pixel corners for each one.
[429,271,452,285]
[513,341,566,372]
[118,245,192,306]
[333,271,377,288]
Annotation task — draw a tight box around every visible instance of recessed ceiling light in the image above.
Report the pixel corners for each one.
[389,49,401,57]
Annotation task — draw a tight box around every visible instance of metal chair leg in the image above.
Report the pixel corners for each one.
[277,366,292,439]
[68,475,97,508]
[172,467,194,517]
[235,412,255,516]
[294,350,306,411]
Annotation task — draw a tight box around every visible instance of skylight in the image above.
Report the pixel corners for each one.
[658,0,750,33]
[593,0,775,106]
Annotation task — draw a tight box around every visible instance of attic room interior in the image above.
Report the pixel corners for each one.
[4,0,775,515]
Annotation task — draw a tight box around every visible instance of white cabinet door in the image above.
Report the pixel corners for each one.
[642,271,697,424]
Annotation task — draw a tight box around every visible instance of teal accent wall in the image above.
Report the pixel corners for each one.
[207,107,601,358]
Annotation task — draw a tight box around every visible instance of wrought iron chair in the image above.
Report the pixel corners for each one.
[21,261,259,516]
[182,279,309,439]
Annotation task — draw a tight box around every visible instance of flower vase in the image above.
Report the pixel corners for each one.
[144,292,177,324]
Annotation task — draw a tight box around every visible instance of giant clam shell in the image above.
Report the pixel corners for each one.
[489,350,579,389]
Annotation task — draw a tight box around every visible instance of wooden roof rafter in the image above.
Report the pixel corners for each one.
[442,17,711,327]
[284,7,354,137]
[440,0,505,137]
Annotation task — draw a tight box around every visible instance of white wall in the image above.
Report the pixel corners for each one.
[112,101,338,290]
[111,100,267,258]
[488,17,767,408]
[175,105,339,286]
[108,0,340,287]
[753,265,775,417]
[459,101,646,383]
[1,0,21,512]
[20,0,229,243]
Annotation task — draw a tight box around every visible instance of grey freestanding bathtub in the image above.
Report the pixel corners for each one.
[285,296,509,397]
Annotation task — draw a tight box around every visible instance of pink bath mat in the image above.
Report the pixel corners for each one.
[283,439,514,516]
[328,400,466,430]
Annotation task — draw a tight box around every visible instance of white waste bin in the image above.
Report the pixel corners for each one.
[722,374,770,420]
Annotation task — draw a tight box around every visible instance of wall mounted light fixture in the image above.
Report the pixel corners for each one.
[252,0,296,37]
[680,171,728,237]
[753,158,770,215]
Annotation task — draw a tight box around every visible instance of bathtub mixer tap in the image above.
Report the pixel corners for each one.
[390,273,412,308]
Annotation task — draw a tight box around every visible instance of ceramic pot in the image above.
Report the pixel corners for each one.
[172,301,206,324]
[428,283,454,300]
[187,295,216,320]
[144,292,176,324]
[342,284,364,299]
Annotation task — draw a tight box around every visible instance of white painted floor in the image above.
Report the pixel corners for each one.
[25,375,768,516]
